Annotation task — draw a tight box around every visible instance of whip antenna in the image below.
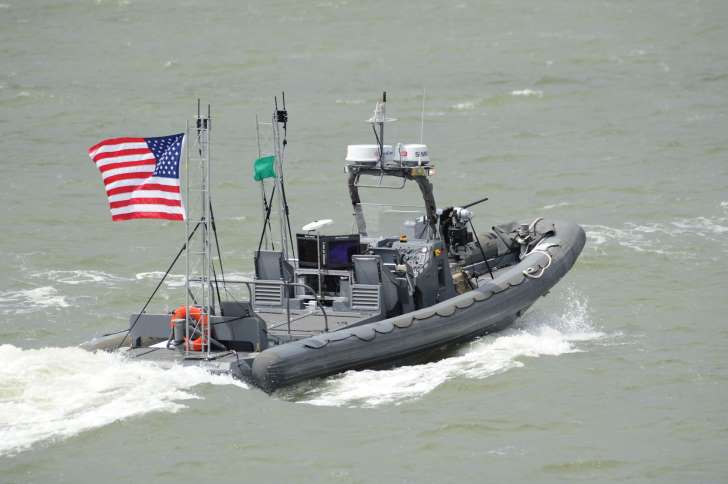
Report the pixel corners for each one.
[368,91,396,166]
[420,88,426,143]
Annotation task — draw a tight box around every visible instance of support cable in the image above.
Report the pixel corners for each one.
[116,222,202,350]
[209,201,225,314]
[255,184,277,256]
[468,219,495,280]
[277,92,296,258]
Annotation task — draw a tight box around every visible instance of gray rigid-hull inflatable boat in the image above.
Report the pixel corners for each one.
[81,95,585,393]
[250,219,585,392]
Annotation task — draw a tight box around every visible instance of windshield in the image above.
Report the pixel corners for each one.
[356,203,430,239]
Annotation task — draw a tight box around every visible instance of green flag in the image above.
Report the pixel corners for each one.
[253,155,276,181]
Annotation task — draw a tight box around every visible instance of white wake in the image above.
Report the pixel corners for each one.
[299,292,602,408]
[0,345,245,457]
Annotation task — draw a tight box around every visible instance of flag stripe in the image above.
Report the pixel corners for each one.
[93,147,153,163]
[136,176,180,187]
[103,171,158,186]
[112,212,184,222]
[95,152,155,169]
[98,159,157,174]
[106,183,180,196]
[109,197,182,209]
[88,139,146,157]
[102,164,155,181]
[104,177,153,192]
[108,190,181,203]
[110,204,185,216]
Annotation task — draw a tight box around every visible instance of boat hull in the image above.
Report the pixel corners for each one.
[249,220,585,392]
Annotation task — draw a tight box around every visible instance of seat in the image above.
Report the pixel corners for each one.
[352,255,382,284]
[254,250,294,282]
[370,246,401,264]
[352,255,408,316]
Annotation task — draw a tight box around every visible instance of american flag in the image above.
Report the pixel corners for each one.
[88,133,186,222]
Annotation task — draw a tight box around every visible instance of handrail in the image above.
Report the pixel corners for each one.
[355,174,408,190]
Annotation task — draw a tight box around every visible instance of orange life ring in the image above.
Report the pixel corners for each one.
[169,305,208,326]
[186,336,206,352]
[169,305,210,351]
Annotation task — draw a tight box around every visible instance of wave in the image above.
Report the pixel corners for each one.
[542,201,570,210]
[29,269,254,290]
[511,89,544,98]
[584,214,728,256]
[452,101,476,110]
[134,272,253,289]
[0,345,246,457]
[670,216,728,236]
[31,270,129,286]
[135,272,187,288]
[0,286,70,315]
[295,291,601,408]
[583,223,672,255]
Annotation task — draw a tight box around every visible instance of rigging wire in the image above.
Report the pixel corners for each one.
[116,222,202,350]
[256,184,277,255]
[468,218,495,280]
[208,200,226,314]
[276,92,296,258]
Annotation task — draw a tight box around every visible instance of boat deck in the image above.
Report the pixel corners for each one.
[255,307,375,338]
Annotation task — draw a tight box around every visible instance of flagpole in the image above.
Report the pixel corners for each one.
[184,119,190,355]
[206,103,212,358]
[272,105,288,262]
[255,115,269,251]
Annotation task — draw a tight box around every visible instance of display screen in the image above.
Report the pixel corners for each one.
[326,237,361,269]
[296,234,361,269]
[296,235,320,268]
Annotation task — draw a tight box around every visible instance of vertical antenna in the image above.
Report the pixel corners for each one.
[272,95,293,261]
[255,114,270,251]
[196,99,202,156]
[419,88,426,143]
[206,103,212,358]
[184,118,190,355]
[186,100,212,357]
[255,114,262,158]
[380,91,386,162]
[369,91,387,165]
[281,91,288,148]
[276,93,294,257]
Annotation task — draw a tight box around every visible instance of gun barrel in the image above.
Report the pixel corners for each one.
[462,196,489,209]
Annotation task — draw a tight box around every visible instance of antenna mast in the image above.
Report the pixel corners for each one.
[369,91,387,166]
[271,93,294,260]
[419,88,426,143]
[379,91,386,162]
[255,115,274,250]
[185,100,213,358]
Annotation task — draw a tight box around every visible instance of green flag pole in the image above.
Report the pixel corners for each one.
[253,155,276,251]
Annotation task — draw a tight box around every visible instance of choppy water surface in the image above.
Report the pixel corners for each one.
[1,0,727,482]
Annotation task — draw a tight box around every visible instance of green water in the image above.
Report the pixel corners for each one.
[1,0,727,482]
